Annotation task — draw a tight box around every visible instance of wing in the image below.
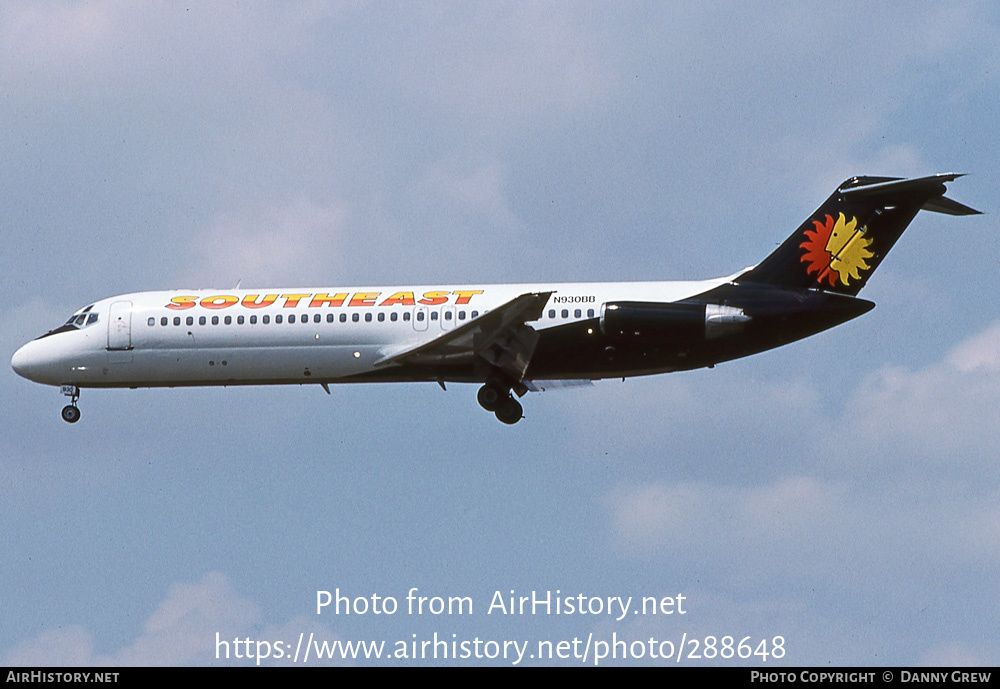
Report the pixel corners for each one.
[373,291,552,382]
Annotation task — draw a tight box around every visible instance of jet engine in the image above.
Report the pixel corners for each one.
[599,301,751,341]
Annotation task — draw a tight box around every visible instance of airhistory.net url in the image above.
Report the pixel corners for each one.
[214,631,786,666]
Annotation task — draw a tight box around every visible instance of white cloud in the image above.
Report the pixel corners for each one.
[839,319,1000,465]
[394,155,533,277]
[918,642,993,667]
[603,319,1000,584]
[2,626,98,667]
[258,615,348,667]
[947,320,1000,373]
[179,196,351,287]
[608,476,851,559]
[117,572,258,666]
[1,2,118,73]
[374,3,613,124]
[0,4,330,96]
[578,317,1000,477]
[3,572,258,666]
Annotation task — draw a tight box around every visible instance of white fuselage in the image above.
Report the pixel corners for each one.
[11,277,735,389]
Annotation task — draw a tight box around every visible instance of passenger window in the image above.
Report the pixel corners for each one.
[575,309,581,318]
[352,313,359,322]
[250,315,257,324]
[160,317,168,326]
[211,316,219,325]
[444,311,452,320]
[588,309,595,318]
[431,312,438,321]
[173,316,181,326]
[314,314,321,324]
[340,313,347,323]
[263,315,270,324]
[289,314,296,324]
[403,312,411,322]
[377,312,385,322]
[416,312,424,322]
[327,314,335,323]
[224,316,232,325]
[365,313,372,322]
[471,311,479,318]
[187,316,194,326]
[199,316,207,325]
[548,309,555,319]
[459,311,466,320]
[391,312,398,322]
[561,309,569,318]
[237,315,244,325]
[147,317,155,326]
[276,315,283,324]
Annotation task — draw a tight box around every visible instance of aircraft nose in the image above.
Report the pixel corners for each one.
[11,339,63,384]
[11,341,39,380]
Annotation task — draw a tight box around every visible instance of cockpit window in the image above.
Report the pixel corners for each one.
[41,305,100,339]
[66,305,98,329]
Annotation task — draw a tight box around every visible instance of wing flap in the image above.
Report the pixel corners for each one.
[524,379,595,392]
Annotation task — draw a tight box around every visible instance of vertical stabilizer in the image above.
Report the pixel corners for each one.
[739,174,980,296]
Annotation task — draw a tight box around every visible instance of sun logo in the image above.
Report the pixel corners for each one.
[800,213,874,287]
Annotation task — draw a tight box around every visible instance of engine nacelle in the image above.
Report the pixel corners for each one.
[599,301,750,341]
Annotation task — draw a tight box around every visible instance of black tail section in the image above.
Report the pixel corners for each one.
[739,174,980,296]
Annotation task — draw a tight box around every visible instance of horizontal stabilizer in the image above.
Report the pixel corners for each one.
[922,195,982,216]
[839,173,981,215]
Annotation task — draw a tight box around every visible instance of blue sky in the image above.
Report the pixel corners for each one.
[1,1,998,666]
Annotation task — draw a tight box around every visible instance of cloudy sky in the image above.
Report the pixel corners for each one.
[2,1,998,666]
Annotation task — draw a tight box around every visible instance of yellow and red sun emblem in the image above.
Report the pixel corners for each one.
[800,213,874,287]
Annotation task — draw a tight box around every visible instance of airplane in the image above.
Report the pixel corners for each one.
[11,173,980,425]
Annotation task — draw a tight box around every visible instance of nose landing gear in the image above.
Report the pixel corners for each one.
[60,385,81,424]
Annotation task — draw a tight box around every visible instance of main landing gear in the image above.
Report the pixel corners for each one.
[60,385,81,424]
[477,381,523,425]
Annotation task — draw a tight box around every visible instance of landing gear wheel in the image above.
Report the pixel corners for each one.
[494,396,523,425]
[477,384,503,412]
[59,385,81,423]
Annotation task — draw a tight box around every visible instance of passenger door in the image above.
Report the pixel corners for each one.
[107,300,133,362]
